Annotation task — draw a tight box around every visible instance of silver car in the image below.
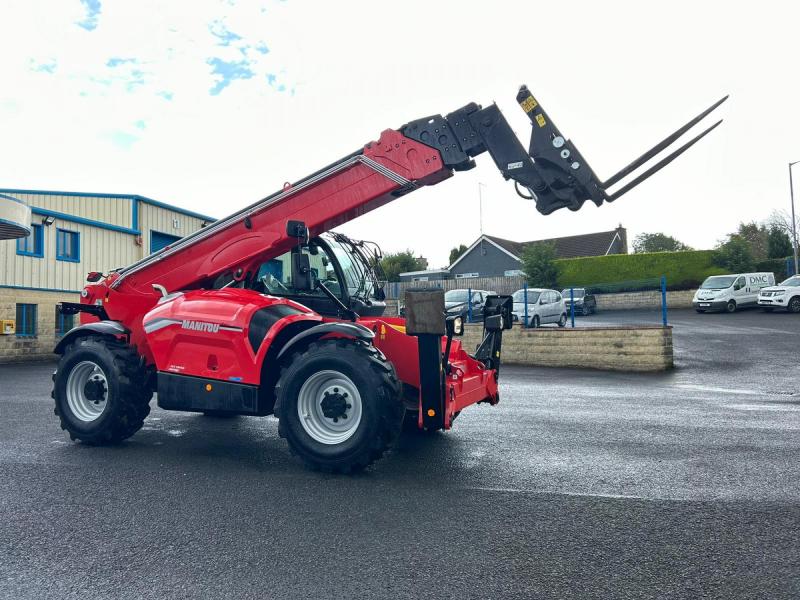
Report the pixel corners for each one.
[511,288,567,328]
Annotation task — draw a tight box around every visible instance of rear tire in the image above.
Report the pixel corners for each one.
[558,313,567,327]
[726,300,737,313]
[274,339,403,473]
[52,336,152,445]
[788,296,800,314]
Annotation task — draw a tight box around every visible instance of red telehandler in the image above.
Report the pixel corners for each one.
[53,86,726,472]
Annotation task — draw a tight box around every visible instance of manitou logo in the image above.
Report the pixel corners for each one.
[181,320,220,333]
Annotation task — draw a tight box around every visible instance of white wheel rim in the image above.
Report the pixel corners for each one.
[297,370,362,445]
[66,361,109,422]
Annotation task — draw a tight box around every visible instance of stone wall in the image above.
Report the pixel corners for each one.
[0,288,80,363]
[595,289,695,310]
[461,324,673,372]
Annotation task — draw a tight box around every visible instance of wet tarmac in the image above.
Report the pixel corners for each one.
[1,309,798,598]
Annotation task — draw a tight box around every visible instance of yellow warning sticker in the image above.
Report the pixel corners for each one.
[535,114,546,128]
[520,96,538,113]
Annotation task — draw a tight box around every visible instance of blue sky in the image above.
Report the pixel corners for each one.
[1,1,799,267]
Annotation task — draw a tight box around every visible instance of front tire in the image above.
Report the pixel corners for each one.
[788,296,800,314]
[52,337,152,445]
[274,339,403,473]
[726,300,737,313]
[531,315,540,328]
[558,313,567,327]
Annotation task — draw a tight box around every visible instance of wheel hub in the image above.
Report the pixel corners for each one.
[297,370,363,445]
[83,377,107,403]
[320,388,352,421]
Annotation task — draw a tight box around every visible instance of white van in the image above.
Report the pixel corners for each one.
[693,272,775,313]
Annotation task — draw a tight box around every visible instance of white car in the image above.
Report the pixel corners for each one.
[511,288,567,328]
[757,275,800,313]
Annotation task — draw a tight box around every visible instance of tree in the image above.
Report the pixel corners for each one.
[632,232,692,253]
[767,225,793,259]
[521,242,558,288]
[734,221,769,262]
[713,235,754,272]
[448,244,468,266]
[380,250,422,282]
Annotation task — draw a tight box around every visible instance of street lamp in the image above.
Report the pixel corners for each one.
[790,161,799,276]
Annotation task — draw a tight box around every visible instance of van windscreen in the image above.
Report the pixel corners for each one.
[701,276,737,289]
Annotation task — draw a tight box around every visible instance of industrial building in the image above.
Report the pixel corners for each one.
[0,189,214,362]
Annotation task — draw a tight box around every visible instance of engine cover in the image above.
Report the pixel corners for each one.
[143,289,319,385]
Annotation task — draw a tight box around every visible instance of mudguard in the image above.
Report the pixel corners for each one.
[276,322,374,360]
[53,321,129,355]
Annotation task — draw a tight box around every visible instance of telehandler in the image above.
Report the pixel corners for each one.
[53,86,725,472]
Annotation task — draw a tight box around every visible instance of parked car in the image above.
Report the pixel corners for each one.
[511,288,567,328]
[692,272,775,313]
[561,287,597,316]
[757,275,800,313]
[444,288,496,320]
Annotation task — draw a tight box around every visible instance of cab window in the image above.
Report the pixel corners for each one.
[255,244,342,298]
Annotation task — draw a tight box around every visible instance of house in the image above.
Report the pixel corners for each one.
[398,226,627,281]
[0,188,214,362]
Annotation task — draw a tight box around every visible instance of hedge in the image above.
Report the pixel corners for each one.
[555,250,727,291]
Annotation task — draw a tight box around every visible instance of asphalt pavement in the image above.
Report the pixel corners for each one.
[1,308,799,599]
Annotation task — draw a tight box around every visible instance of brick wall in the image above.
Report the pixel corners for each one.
[0,288,80,363]
[460,324,673,372]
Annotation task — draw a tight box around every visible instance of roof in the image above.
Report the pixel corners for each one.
[486,228,625,260]
[0,188,215,222]
[448,228,626,269]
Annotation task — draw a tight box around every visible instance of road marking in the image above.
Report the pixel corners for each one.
[467,486,645,500]
[676,384,762,396]
[724,403,800,412]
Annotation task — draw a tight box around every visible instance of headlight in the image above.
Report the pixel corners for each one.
[774,291,786,296]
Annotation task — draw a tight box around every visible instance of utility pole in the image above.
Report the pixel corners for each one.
[790,161,799,276]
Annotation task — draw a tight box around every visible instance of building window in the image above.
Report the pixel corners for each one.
[455,272,480,279]
[16,304,37,338]
[16,224,44,257]
[55,306,74,337]
[56,229,80,262]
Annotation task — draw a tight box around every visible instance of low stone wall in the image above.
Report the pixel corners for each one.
[461,324,673,372]
[595,289,695,310]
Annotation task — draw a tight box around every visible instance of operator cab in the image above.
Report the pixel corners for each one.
[248,232,387,318]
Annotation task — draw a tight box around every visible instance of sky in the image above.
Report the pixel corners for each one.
[1,0,799,268]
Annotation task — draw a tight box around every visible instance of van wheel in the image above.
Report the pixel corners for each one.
[788,297,800,313]
[558,313,567,327]
[726,300,737,313]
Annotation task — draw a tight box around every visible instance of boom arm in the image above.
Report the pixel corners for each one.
[106,85,725,301]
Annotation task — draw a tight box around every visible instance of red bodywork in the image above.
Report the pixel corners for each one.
[79,128,498,426]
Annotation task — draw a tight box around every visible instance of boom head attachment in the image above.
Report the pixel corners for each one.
[514,86,728,214]
[401,86,727,215]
